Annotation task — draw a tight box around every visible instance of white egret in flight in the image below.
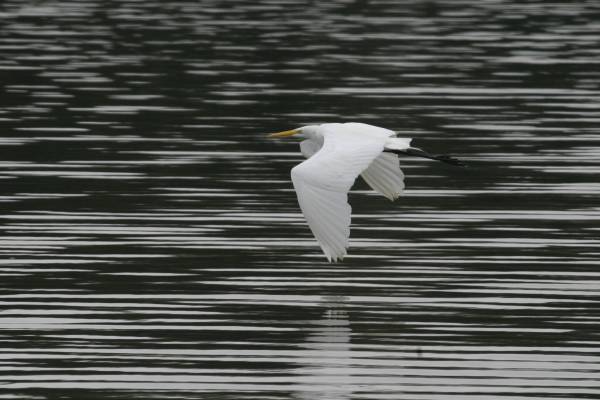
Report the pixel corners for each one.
[268,122,464,262]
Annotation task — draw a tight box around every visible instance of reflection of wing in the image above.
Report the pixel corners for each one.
[291,128,386,261]
[295,298,352,400]
[361,152,405,200]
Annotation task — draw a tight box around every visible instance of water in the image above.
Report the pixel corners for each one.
[1,0,600,399]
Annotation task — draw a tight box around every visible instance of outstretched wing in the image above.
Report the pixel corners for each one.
[361,152,405,200]
[291,128,386,261]
[361,137,412,200]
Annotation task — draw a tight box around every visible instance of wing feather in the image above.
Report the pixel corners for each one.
[361,152,405,200]
[291,127,386,261]
[295,182,350,260]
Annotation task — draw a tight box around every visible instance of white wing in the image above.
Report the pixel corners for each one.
[291,126,386,261]
[361,152,405,200]
[361,136,412,200]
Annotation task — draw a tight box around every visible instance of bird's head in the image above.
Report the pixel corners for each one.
[267,125,319,140]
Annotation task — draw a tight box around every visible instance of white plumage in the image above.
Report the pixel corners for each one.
[269,122,412,262]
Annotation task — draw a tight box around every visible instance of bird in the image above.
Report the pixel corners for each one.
[268,122,464,262]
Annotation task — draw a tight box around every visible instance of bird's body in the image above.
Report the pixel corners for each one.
[268,122,463,261]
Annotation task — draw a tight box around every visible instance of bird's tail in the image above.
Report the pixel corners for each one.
[385,147,466,167]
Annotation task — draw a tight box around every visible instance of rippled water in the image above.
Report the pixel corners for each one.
[1,0,600,399]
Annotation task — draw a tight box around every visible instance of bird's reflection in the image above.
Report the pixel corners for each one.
[294,296,353,400]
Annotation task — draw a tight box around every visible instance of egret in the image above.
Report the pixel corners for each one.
[268,122,464,262]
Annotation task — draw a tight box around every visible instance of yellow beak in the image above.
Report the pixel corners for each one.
[267,129,300,138]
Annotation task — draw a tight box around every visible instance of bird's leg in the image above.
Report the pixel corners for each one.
[385,147,467,167]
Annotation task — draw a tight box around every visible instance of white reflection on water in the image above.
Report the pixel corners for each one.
[295,296,353,400]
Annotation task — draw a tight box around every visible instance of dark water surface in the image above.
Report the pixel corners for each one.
[1,0,600,399]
